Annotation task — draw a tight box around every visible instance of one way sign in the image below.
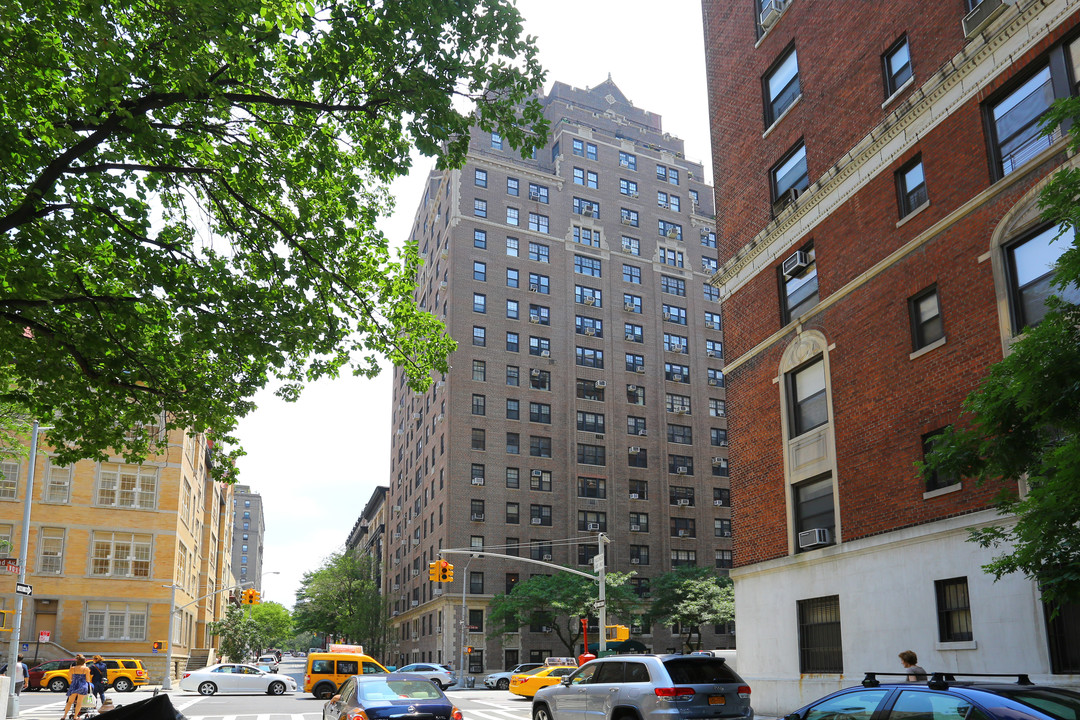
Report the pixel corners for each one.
[15,583,31,596]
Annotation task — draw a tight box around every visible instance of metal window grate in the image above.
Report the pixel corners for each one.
[935,577,973,641]
[797,595,843,673]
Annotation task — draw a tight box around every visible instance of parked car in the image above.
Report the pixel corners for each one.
[180,663,297,695]
[396,663,454,689]
[30,658,148,692]
[782,673,1080,720]
[532,654,753,720]
[486,663,543,690]
[510,664,579,699]
[322,673,463,720]
[257,655,280,672]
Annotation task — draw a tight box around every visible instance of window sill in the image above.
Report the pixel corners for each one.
[896,200,929,228]
[923,482,962,500]
[763,95,802,140]
[909,335,946,360]
[935,640,977,651]
[882,76,915,110]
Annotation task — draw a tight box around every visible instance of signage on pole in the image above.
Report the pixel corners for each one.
[38,630,50,642]
[20,643,28,651]
[592,554,604,572]
[15,582,31,596]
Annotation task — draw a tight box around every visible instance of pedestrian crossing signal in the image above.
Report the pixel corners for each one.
[153,641,166,651]
[466,646,473,654]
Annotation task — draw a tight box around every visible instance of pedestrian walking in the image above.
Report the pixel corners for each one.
[898,650,928,682]
[90,655,108,706]
[62,654,92,719]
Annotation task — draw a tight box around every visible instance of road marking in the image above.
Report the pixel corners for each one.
[466,710,531,720]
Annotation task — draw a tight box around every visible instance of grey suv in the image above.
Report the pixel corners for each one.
[532,654,752,720]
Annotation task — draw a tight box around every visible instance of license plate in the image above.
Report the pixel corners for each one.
[709,696,726,705]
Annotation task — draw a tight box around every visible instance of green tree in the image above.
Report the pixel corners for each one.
[250,601,292,648]
[647,568,734,652]
[294,551,388,657]
[0,0,547,480]
[208,604,265,662]
[487,570,639,655]
[923,97,1080,607]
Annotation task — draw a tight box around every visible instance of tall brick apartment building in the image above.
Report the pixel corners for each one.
[384,79,733,673]
[703,0,1080,711]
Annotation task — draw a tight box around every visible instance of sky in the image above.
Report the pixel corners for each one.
[233,0,714,610]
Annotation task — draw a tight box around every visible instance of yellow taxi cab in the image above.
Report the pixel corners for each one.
[33,658,148,693]
[508,657,578,699]
[304,644,388,698]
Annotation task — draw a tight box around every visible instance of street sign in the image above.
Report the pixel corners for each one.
[5,563,18,574]
[15,582,31,596]
[0,558,16,567]
[593,554,604,572]
[20,643,27,651]
[38,630,50,642]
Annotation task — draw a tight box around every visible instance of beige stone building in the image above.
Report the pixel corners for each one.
[0,427,235,682]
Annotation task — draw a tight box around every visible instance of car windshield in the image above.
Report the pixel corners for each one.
[663,659,740,684]
[520,668,545,676]
[357,680,443,701]
[993,688,1080,720]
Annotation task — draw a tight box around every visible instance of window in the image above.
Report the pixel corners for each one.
[470,572,485,594]
[528,273,550,294]
[506,332,519,352]
[935,577,973,642]
[714,488,730,506]
[629,545,649,565]
[661,276,686,296]
[573,167,586,185]
[627,416,646,436]
[469,609,485,636]
[716,550,733,569]
[0,460,18,499]
[668,168,680,185]
[989,64,1062,177]
[37,526,65,574]
[659,247,684,268]
[528,183,549,203]
[528,213,550,234]
[491,132,502,149]
[705,311,722,330]
[625,353,644,372]
[528,242,550,263]
[701,228,717,248]
[506,366,519,386]
[703,283,720,302]
[575,285,601,307]
[473,293,486,314]
[714,519,732,538]
[627,384,645,405]
[507,177,520,196]
[702,256,718,274]
[629,513,649,533]
[620,208,639,227]
[473,261,486,281]
[628,446,648,468]
[471,535,484,551]
[472,326,486,347]
[506,433,520,455]
[665,363,690,384]
[621,236,640,255]
[572,138,585,156]
[668,455,694,475]
[91,532,152,577]
[529,402,551,424]
[772,142,809,203]
[529,305,550,325]
[897,156,927,217]
[884,36,913,96]
[663,333,687,353]
[577,379,605,401]
[506,299,519,319]
[666,393,691,415]
[471,465,485,484]
[44,461,72,503]
[789,358,827,436]
[575,316,603,338]
[781,244,819,322]
[584,171,598,189]
[472,360,486,381]
[578,476,606,498]
[922,430,959,492]
[909,286,944,350]
[530,505,553,526]
[629,479,648,501]
[619,151,637,170]
[97,464,158,508]
[573,226,600,247]
[585,142,598,160]
[671,517,697,539]
[576,412,605,434]
[663,305,686,325]
[506,468,520,488]
[85,602,147,641]
[506,237,519,257]
[471,394,486,416]
[530,469,552,491]
[624,323,643,343]
[622,264,642,284]
[795,476,835,549]
[470,499,486,522]
[574,255,602,277]
[577,444,606,466]
[530,436,552,458]
[797,596,843,673]
[711,428,728,447]
[506,207,519,226]
[474,229,487,248]
[528,336,550,356]
[506,399,519,420]
[656,165,667,182]
[620,179,638,196]
[530,369,551,391]
[623,294,642,313]
[471,428,486,451]
[706,340,723,359]
[1006,224,1080,330]
[667,423,693,444]
[658,220,682,240]
[473,199,487,218]
[575,347,604,368]
[475,169,488,187]
[573,197,599,218]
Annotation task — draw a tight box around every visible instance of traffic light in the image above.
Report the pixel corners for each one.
[605,625,630,642]
[440,560,454,582]
[152,641,166,651]
[429,561,439,582]
[251,590,261,605]
[241,589,251,604]
[466,646,473,654]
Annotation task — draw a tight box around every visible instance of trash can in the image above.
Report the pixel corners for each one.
[465,676,475,688]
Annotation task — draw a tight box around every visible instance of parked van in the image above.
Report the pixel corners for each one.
[31,658,148,692]
[304,645,387,698]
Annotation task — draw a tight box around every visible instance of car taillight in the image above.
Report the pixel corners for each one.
[346,710,369,720]
[182,673,191,680]
[452,707,464,720]
[136,670,146,677]
[737,686,751,699]
[654,687,695,702]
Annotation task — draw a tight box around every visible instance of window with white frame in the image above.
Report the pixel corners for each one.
[765,45,800,125]
[43,460,72,503]
[573,226,600,247]
[85,601,147,641]
[37,526,65,574]
[97,464,158,509]
[663,305,686,325]
[788,358,828,437]
[528,213,549,234]
[621,236,640,255]
[620,179,638,196]
[474,199,487,218]
[620,208,639,227]
[0,524,11,559]
[91,532,152,577]
[619,152,637,170]
[506,207,519,226]
[528,242,550,263]
[0,460,18,499]
[506,237,519,256]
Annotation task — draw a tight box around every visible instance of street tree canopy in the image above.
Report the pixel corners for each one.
[293,551,387,658]
[0,0,547,479]
[923,98,1080,607]
[647,567,734,652]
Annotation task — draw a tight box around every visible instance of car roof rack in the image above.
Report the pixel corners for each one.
[861,672,1034,690]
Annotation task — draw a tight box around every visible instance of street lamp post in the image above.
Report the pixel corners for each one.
[4,421,52,719]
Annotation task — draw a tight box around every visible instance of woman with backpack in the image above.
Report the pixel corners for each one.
[90,655,108,706]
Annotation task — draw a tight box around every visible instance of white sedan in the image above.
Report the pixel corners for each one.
[179,663,297,695]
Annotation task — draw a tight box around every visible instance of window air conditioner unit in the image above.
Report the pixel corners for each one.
[582,207,595,217]
[412,537,420,546]
[625,332,637,341]
[635,366,646,374]
[773,186,801,215]
[713,456,725,465]
[678,530,689,537]
[412,568,420,577]
[592,379,606,389]
[530,368,542,377]
[638,429,647,436]
[630,191,639,198]
[620,158,630,167]
[666,229,679,239]
[798,527,832,549]
[759,0,785,29]
[630,524,641,531]
[621,216,633,226]
[628,385,639,393]
[963,0,1006,38]
[782,250,810,279]
[411,601,419,608]
[673,374,684,382]
[529,191,542,201]
[663,312,672,320]
[439,280,448,289]
[393,583,400,591]
[540,350,551,358]
[435,625,443,632]
[531,469,543,477]
[676,466,688,475]
[584,296,596,306]
[677,499,690,506]
[393,531,401,540]
[585,327,596,336]
[630,558,640,565]
[707,350,716,358]
[471,513,485,521]
[434,589,443,596]
[629,493,640,499]
[393,504,402,512]
[587,523,600,531]
[708,378,719,386]
[531,518,543,525]
[713,500,724,507]
[472,477,485,486]
[624,302,635,311]
[543,554,552,561]
[541,626,552,633]
[629,446,641,454]
[530,315,540,324]
[392,610,400,617]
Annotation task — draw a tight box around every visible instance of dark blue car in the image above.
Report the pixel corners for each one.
[784,673,1080,720]
[322,673,464,720]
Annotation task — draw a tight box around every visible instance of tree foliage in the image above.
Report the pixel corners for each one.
[293,550,388,657]
[250,601,292,648]
[0,0,547,480]
[208,604,265,662]
[923,97,1080,607]
[486,569,639,655]
[646,567,734,652]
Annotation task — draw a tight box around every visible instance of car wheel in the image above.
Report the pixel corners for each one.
[533,704,552,720]
[48,677,68,693]
[113,678,135,693]
[314,683,336,699]
[268,681,286,696]
[497,678,510,691]
[198,681,217,696]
